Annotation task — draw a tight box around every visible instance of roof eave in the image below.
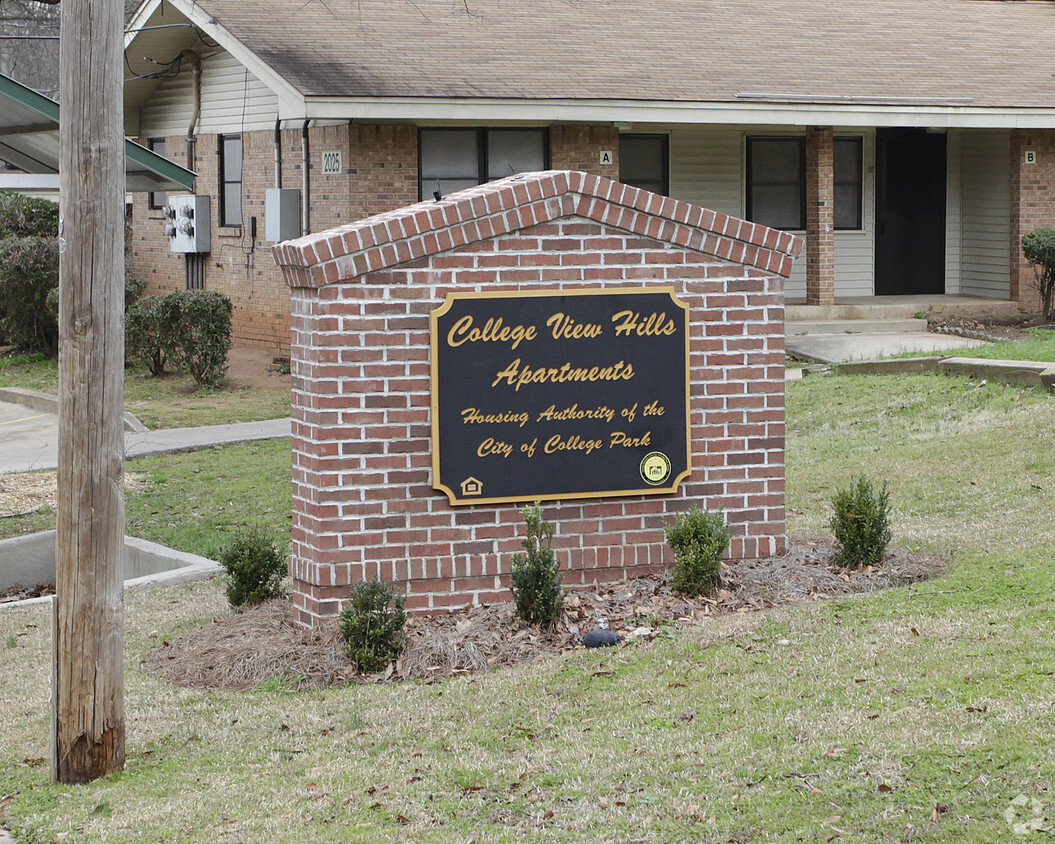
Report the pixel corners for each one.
[298,95,1055,130]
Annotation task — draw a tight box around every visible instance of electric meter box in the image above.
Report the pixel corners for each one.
[266,188,301,243]
[166,195,211,253]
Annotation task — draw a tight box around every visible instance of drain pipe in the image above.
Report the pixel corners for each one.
[273,119,282,189]
[181,49,201,172]
[301,120,311,235]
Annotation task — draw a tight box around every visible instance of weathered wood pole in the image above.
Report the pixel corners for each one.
[51,0,127,782]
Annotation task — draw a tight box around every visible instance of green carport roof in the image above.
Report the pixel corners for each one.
[0,72,195,193]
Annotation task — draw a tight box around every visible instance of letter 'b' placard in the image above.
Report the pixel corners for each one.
[430,288,691,505]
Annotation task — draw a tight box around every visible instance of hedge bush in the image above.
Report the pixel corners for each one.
[0,236,59,355]
[126,289,232,385]
[1022,228,1055,320]
[0,192,59,238]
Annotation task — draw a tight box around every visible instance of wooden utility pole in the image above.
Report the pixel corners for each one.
[51,0,127,783]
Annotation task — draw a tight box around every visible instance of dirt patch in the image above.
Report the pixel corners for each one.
[930,310,1054,342]
[225,345,291,390]
[145,537,945,691]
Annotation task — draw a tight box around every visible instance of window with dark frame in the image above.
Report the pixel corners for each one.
[746,136,806,231]
[619,134,669,196]
[746,135,863,232]
[419,128,548,200]
[148,138,167,210]
[219,134,242,227]
[833,137,862,231]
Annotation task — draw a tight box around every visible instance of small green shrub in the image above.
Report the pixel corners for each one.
[126,289,232,384]
[338,578,408,673]
[1023,227,1055,320]
[218,527,287,608]
[509,501,564,628]
[664,505,728,597]
[829,476,892,567]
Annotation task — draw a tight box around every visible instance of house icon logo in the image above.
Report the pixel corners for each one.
[460,477,484,497]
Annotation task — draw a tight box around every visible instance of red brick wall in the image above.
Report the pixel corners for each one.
[129,123,623,351]
[1010,129,1055,311]
[551,125,620,179]
[805,127,835,305]
[274,171,799,627]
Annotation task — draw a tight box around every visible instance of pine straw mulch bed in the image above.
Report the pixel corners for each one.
[145,537,945,692]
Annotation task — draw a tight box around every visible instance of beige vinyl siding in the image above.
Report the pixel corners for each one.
[959,130,1011,299]
[669,126,743,217]
[139,50,280,136]
[945,131,963,294]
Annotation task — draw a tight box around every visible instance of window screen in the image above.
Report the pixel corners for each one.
[619,134,669,196]
[419,128,547,200]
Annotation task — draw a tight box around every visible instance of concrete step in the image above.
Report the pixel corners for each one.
[786,318,928,336]
[786,303,927,321]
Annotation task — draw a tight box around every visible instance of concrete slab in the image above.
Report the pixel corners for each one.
[0,530,221,606]
[786,331,988,365]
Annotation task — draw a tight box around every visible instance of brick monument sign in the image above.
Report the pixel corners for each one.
[272,170,801,627]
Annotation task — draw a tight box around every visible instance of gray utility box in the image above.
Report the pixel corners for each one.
[165,194,211,253]
[266,188,301,243]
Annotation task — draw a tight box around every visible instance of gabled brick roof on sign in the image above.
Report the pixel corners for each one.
[271,170,803,290]
[175,0,1055,108]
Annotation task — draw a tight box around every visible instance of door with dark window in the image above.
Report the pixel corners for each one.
[875,128,946,295]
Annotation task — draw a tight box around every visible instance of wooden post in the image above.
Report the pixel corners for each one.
[51,0,126,783]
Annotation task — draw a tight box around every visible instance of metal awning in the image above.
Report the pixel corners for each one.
[0,73,196,193]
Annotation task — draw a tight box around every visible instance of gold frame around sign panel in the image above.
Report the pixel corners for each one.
[429,286,692,506]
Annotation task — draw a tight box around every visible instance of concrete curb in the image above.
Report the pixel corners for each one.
[0,386,147,433]
[0,531,221,608]
[833,357,942,375]
[811,355,1055,393]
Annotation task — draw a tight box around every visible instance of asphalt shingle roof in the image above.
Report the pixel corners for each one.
[192,0,1055,107]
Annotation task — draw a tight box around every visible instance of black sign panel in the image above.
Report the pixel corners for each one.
[430,288,691,505]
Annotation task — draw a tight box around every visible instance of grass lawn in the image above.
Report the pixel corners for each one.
[0,352,291,429]
[1,374,1054,842]
[943,327,1055,363]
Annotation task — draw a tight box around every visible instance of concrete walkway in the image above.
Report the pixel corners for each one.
[0,396,290,475]
[786,330,988,365]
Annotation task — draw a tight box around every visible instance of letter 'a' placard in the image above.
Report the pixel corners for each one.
[430,288,690,505]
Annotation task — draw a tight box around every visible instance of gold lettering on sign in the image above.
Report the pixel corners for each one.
[611,310,678,338]
[461,408,531,428]
[447,315,537,350]
[544,434,605,455]
[491,359,635,392]
[546,312,604,340]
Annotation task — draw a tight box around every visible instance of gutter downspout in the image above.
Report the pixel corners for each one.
[273,119,282,189]
[181,49,201,172]
[301,120,311,235]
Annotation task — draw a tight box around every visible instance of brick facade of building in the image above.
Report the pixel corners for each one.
[1010,129,1055,313]
[272,170,801,627]
[128,124,619,352]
